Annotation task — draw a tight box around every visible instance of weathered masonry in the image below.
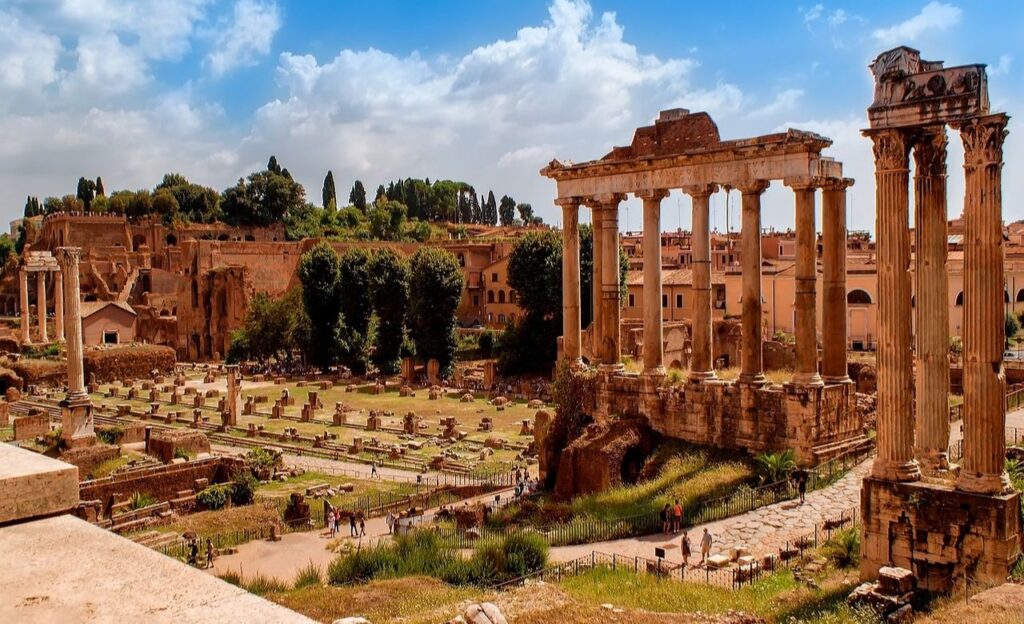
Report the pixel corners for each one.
[858,46,1022,591]
[542,109,865,464]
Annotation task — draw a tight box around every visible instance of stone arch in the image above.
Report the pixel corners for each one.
[498,290,506,304]
[847,289,872,305]
[244,234,255,242]
[487,290,495,304]
[955,291,964,306]
[1016,289,1024,303]
[166,233,177,246]
[457,253,465,267]
[217,234,229,241]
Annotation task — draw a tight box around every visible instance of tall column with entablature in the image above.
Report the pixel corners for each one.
[787,178,822,386]
[19,267,29,344]
[597,194,625,369]
[639,189,668,374]
[821,178,852,383]
[737,180,769,385]
[913,127,951,474]
[588,201,605,360]
[683,184,718,381]
[36,271,47,343]
[557,197,582,366]
[956,114,1012,495]
[865,128,920,482]
[54,270,65,342]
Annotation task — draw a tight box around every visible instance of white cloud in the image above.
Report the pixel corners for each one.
[803,4,824,24]
[747,88,804,118]
[872,1,962,46]
[827,9,848,27]
[0,11,62,95]
[205,0,281,76]
[990,54,1013,77]
[498,145,558,168]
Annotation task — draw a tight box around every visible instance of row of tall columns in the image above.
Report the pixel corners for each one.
[57,248,86,400]
[17,269,66,344]
[913,128,951,474]
[866,115,1011,494]
[598,196,624,368]
[821,179,853,383]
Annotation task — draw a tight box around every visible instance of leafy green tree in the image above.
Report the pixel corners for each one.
[322,170,336,211]
[368,200,407,240]
[507,230,562,319]
[76,177,96,211]
[42,197,62,215]
[152,189,180,222]
[338,248,373,373]
[369,248,410,374]
[579,223,593,329]
[349,180,367,213]
[227,289,304,363]
[499,195,516,226]
[1007,312,1020,348]
[156,174,220,223]
[284,202,325,240]
[221,160,305,227]
[0,233,16,266]
[516,203,534,223]
[408,248,464,376]
[298,243,344,368]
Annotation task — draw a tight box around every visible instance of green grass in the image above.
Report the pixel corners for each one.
[570,443,755,519]
[256,471,420,512]
[559,566,879,624]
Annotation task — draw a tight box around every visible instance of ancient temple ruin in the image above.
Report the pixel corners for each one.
[858,47,1022,590]
[542,109,865,464]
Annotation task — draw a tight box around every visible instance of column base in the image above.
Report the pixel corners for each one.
[956,470,1013,495]
[688,370,717,383]
[737,372,767,386]
[60,395,95,450]
[562,356,584,371]
[821,375,851,385]
[914,449,952,476]
[643,366,666,378]
[791,372,824,387]
[870,457,922,482]
[598,363,625,374]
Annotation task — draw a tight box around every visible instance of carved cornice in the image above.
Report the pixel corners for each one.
[957,114,1009,168]
[583,193,627,209]
[680,183,719,198]
[553,196,583,208]
[864,128,911,172]
[733,180,770,195]
[912,128,947,177]
[635,189,670,202]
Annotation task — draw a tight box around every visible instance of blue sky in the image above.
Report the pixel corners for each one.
[1,0,1022,233]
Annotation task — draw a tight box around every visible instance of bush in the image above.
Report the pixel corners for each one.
[128,491,157,510]
[293,561,324,589]
[753,449,796,484]
[231,471,259,506]
[173,447,193,461]
[501,531,548,579]
[96,426,123,445]
[478,331,495,357]
[197,484,231,511]
[823,528,860,569]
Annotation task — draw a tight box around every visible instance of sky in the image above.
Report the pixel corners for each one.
[1,0,1022,235]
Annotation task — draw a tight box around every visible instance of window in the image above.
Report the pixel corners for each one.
[1017,289,1024,303]
[628,294,635,307]
[676,294,683,308]
[662,294,668,308]
[103,330,119,344]
[487,291,495,304]
[498,314,506,323]
[472,295,479,306]
[457,253,465,267]
[955,291,964,306]
[498,290,506,304]
[509,290,517,304]
[847,289,873,305]
[491,272,498,282]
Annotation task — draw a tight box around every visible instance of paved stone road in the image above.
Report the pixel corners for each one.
[549,459,871,566]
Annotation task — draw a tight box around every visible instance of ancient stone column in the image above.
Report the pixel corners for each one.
[558,198,582,366]
[36,271,47,343]
[821,179,851,383]
[865,128,920,482]
[683,184,718,381]
[225,364,240,427]
[19,268,29,344]
[737,180,769,385]
[913,128,951,474]
[639,189,669,374]
[54,270,65,342]
[956,114,1012,494]
[787,179,822,386]
[590,203,605,358]
[598,194,626,369]
[56,247,94,448]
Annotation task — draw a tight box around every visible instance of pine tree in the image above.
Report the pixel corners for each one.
[95,176,105,196]
[76,177,96,211]
[349,180,367,212]
[486,191,498,225]
[322,171,336,210]
[471,193,482,224]
[375,184,386,203]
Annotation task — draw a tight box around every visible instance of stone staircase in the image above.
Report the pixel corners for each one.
[811,434,874,464]
[128,529,183,550]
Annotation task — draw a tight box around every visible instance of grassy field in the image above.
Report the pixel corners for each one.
[256,470,421,511]
[154,500,283,538]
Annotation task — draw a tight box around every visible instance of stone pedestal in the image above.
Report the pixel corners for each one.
[860,476,1022,592]
[60,396,95,449]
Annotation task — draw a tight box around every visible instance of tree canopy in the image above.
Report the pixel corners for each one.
[408,247,464,375]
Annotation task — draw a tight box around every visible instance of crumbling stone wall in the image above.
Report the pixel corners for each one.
[553,418,658,500]
[79,456,243,511]
[83,344,175,383]
[146,429,211,462]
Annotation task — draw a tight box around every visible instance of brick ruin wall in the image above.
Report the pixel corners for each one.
[78,456,245,509]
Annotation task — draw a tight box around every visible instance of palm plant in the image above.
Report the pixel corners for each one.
[753,449,796,484]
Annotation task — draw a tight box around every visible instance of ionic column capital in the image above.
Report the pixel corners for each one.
[955,113,1009,168]
[819,177,854,192]
[635,188,669,202]
[783,177,821,191]
[863,127,912,172]
[584,193,627,209]
[554,196,583,209]
[734,180,770,195]
[680,183,719,198]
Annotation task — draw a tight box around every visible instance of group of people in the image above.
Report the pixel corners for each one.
[512,468,537,498]
[324,504,366,539]
[186,537,215,569]
[659,500,716,567]
[677,528,715,568]
[660,499,685,534]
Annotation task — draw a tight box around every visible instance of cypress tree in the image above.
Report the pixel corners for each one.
[322,171,336,210]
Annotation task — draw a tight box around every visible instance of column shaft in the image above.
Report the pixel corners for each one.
[560,200,582,365]
[57,248,86,399]
[867,129,920,482]
[36,271,47,343]
[957,115,1012,494]
[821,181,851,382]
[913,129,951,473]
[738,182,768,385]
[791,182,822,385]
[591,206,604,358]
[19,269,29,344]
[54,271,65,342]
[599,197,624,367]
[640,190,668,373]
[685,185,717,380]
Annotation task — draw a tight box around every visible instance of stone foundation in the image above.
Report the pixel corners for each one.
[600,371,864,464]
[860,476,1023,592]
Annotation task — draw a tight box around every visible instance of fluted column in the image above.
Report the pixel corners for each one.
[956,114,1012,495]
[590,203,605,359]
[19,268,29,344]
[683,184,718,381]
[913,128,951,474]
[54,270,65,342]
[821,178,852,382]
[787,179,822,386]
[558,197,582,366]
[598,194,625,368]
[36,271,47,343]
[865,128,920,482]
[57,248,86,399]
[639,189,668,374]
[737,180,769,385]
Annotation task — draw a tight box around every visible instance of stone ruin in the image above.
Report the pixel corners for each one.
[333,402,347,426]
[366,411,381,431]
[848,566,916,622]
[403,412,420,435]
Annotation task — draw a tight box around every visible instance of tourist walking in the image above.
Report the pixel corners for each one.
[681,531,691,567]
[792,469,809,505]
[187,539,199,567]
[386,511,395,534]
[660,503,671,534]
[205,538,215,569]
[359,516,366,537]
[371,462,379,479]
[672,499,683,533]
[700,528,713,565]
[349,513,357,537]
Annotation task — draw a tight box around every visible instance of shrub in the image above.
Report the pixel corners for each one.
[173,447,193,461]
[246,447,281,475]
[244,573,289,596]
[293,561,324,589]
[128,491,157,510]
[218,571,242,586]
[501,531,548,579]
[96,426,123,445]
[197,484,231,510]
[823,528,860,569]
[230,471,259,506]
[753,449,796,484]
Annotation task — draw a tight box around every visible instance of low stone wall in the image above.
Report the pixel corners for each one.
[13,413,50,440]
[78,456,244,512]
[11,359,64,387]
[146,429,210,462]
[60,445,121,479]
[84,344,176,384]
